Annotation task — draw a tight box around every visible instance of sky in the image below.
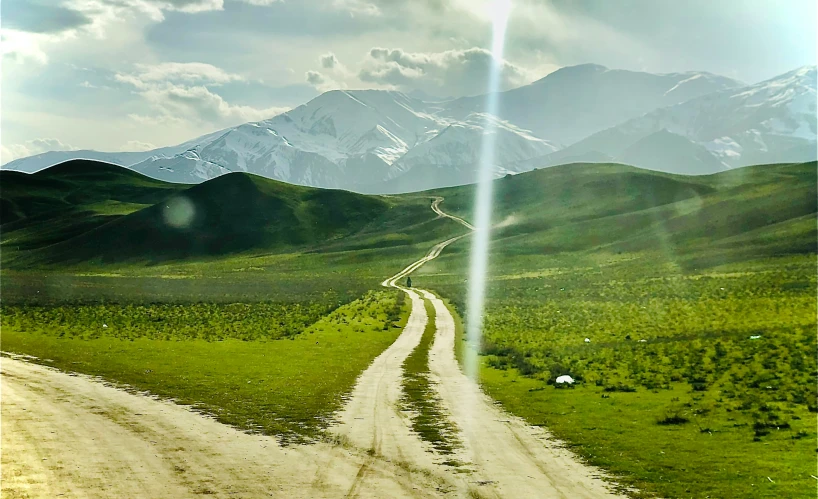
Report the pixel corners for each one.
[2,0,816,162]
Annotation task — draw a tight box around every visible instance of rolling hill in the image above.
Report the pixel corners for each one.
[3,159,815,271]
[1,161,403,265]
[431,160,817,270]
[0,160,189,254]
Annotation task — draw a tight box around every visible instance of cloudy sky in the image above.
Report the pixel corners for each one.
[2,0,816,162]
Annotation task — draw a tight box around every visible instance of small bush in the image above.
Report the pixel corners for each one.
[658,414,690,425]
[604,383,637,393]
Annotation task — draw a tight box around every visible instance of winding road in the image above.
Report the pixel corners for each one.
[2,198,622,498]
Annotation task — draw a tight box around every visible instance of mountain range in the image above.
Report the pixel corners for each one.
[4,64,815,193]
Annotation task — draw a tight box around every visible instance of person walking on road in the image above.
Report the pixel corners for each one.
[406,276,412,288]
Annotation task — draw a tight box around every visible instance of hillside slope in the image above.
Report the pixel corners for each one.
[1,160,188,254]
[4,160,814,269]
[19,172,390,264]
[433,161,817,269]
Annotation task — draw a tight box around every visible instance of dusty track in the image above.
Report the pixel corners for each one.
[420,290,621,498]
[2,197,623,498]
[1,356,444,499]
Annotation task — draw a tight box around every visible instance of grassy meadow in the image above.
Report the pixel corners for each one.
[419,162,817,498]
[433,253,816,498]
[1,290,409,443]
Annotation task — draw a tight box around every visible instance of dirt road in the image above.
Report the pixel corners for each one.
[336,199,621,498]
[1,355,446,499]
[420,290,620,498]
[2,197,623,498]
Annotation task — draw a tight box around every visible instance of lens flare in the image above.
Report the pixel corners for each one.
[163,196,196,229]
[464,0,512,381]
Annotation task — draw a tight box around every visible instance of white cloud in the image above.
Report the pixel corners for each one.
[320,52,341,70]
[332,0,381,17]
[317,52,351,81]
[305,70,345,92]
[116,62,243,87]
[115,62,287,126]
[359,47,534,96]
[2,29,66,64]
[142,83,288,122]
[1,138,77,164]
[123,83,287,126]
[2,0,224,65]
[121,140,157,151]
[238,0,283,5]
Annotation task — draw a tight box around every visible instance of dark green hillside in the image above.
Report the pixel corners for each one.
[1,160,465,271]
[1,160,188,255]
[1,159,186,223]
[24,172,389,264]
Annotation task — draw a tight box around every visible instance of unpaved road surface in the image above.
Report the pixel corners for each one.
[1,356,448,499]
[2,198,624,499]
[420,290,620,498]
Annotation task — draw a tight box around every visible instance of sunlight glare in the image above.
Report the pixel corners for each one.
[464,0,512,382]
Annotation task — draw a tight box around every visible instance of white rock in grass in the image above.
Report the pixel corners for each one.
[750,335,761,340]
[102,324,108,328]
[584,338,591,343]
[556,375,574,384]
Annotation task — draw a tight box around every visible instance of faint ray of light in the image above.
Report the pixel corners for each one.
[464,0,512,382]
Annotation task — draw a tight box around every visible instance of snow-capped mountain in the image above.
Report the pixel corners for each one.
[131,90,555,191]
[3,64,815,192]
[529,66,817,174]
[441,63,745,145]
[2,129,229,174]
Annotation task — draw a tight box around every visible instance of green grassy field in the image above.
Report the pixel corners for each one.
[420,162,817,498]
[435,255,816,498]
[1,290,409,443]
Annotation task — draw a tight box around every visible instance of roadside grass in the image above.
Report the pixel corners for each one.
[432,254,817,498]
[1,290,409,444]
[0,228,455,306]
[401,296,463,464]
[0,301,337,341]
[477,368,816,499]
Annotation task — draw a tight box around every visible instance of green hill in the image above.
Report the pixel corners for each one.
[1,159,186,223]
[15,171,390,264]
[3,159,815,269]
[1,160,187,256]
[432,161,817,270]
